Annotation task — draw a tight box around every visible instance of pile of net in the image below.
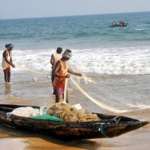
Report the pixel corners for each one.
[47,102,100,122]
[9,103,100,122]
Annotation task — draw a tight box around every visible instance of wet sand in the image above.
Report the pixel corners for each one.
[0,71,150,150]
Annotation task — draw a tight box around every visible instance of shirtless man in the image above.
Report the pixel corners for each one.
[2,43,15,83]
[53,49,82,103]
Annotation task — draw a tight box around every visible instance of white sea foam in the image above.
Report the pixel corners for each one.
[1,47,150,75]
[71,47,150,75]
[135,28,145,31]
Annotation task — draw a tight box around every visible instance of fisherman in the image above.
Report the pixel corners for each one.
[53,49,82,103]
[2,43,15,83]
[119,20,126,27]
[50,47,63,82]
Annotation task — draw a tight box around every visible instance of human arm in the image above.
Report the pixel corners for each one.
[68,68,82,77]
[10,53,15,68]
[50,54,55,66]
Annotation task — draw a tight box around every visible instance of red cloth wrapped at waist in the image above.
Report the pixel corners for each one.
[53,76,66,89]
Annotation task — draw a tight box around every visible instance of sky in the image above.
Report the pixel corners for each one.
[0,0,150,19]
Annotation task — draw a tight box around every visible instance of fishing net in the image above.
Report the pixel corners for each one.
[47,102,100,122]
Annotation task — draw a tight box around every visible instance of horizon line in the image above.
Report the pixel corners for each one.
[0,10,150,21]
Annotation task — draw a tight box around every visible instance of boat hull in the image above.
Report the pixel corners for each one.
[110,24,128,28]
[0,104,148,140]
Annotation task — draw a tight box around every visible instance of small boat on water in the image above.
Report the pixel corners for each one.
[110,23,128,28]
[0,104,148,140]
[110,21,128,28]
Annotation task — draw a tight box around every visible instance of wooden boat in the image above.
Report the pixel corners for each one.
[110,23,128,28]
[0,104,148,140]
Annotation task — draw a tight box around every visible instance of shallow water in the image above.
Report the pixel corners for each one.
[0,72,150,150]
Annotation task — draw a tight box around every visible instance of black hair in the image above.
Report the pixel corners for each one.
[65,49,72,53]
[5,43,14,50]
[56,47,63,54]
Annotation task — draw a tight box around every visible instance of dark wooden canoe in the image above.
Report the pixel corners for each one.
[0,104,148,140]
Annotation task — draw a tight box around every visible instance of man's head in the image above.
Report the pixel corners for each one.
[62,49,72,61]
[56,47,63,54]
[5,43,14,51]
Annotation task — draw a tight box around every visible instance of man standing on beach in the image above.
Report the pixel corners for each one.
[50,47,63,95]
[53,49,82,103]
[2,43,15,83]
[50,47,63,81]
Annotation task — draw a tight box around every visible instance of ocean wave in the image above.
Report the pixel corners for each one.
[135,28,145,31]
[1,47,150,75]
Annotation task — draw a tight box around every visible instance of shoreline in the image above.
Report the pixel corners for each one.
[0,71,150,150]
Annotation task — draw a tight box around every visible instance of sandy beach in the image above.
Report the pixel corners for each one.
[0,71,149,150]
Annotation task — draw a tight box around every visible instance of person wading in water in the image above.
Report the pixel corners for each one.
[53,49,82,103]
[2,43,15,83]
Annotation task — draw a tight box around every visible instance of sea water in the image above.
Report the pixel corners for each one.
[0,12,150,74]
[1,12,150,111]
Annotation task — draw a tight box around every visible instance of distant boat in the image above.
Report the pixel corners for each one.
[110,21,128,28]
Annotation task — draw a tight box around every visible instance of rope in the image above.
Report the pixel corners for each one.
[63,78,68,103]
[14,67,132,114]
[71,77,128,114]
